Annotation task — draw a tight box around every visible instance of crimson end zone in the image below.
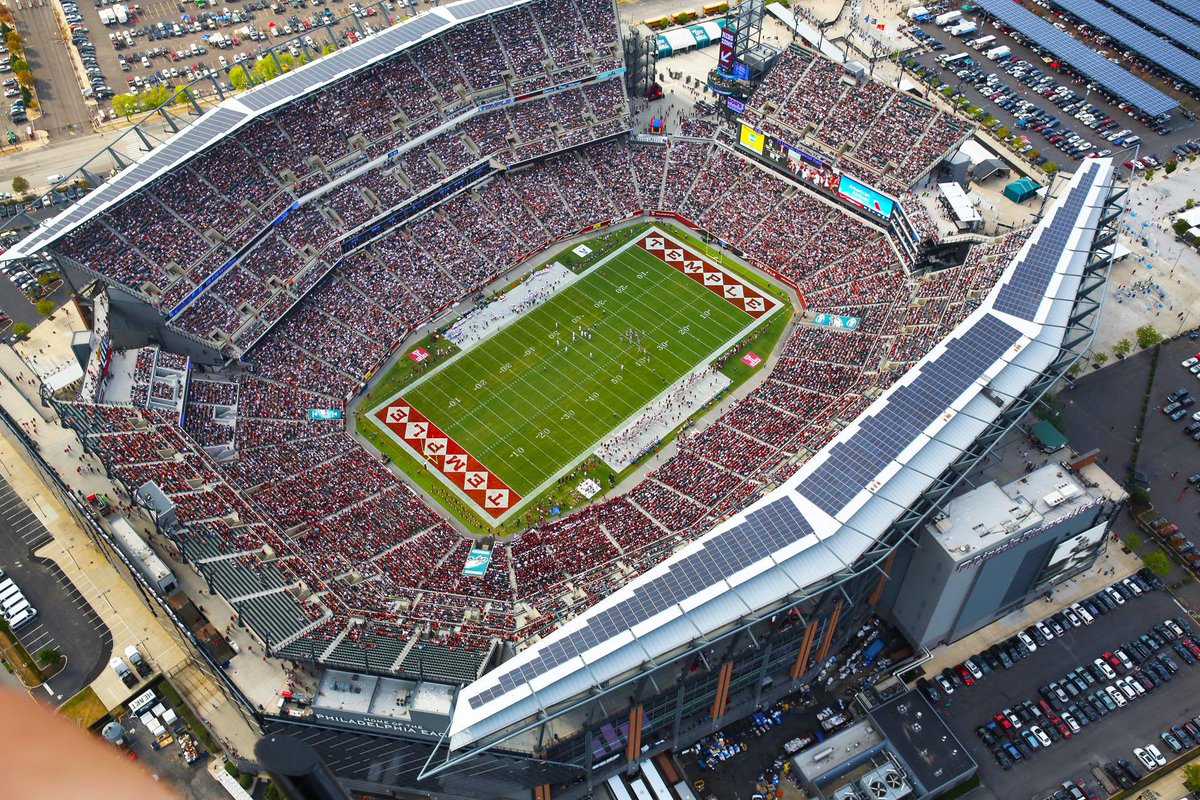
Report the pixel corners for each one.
[373,401,520,518]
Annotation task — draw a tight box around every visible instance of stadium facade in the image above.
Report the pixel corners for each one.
[4,0,1130,796]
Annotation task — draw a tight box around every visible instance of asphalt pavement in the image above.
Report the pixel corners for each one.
[937,589,1200,800]
[10,0,94,136]
[0,474,110,703]
[908,16,1200,164]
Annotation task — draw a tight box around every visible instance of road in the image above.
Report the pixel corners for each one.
[10,0,93,137]
[0,474,110,703]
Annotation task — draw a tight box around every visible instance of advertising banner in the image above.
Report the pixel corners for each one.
[463,548,492,577]
[738,122,765,155]
[717,29,736,72]
[836,175,895,219]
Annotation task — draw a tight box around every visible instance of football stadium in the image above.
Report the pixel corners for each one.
[0,0,1128,796]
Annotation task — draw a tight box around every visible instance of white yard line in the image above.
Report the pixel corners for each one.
[366,227,782,524]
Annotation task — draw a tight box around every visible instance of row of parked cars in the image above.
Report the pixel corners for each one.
[1162,384,1198,422]
[921,572,1162,703]
[0,568,38,629]
[65,1,118,99]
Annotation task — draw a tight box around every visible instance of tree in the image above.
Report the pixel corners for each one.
[1112,338,1132,358]
[1142,550,1171,577]
[35,647,61,667]
[5,30,20,54]
[11,322,29,339]
[14,69,32,89]
[1124,532,1142,550]
[228,65,251,91]
[1166,160,1178,174]
[995,125,1010,139]
[1184,763,1200,793]
[1042,161,1059,175]
[1068,361,1084,378]
[35,299,54,316]
[1177,218,1194,236]
[262,783,285,800]
[1129,486,1151,508]
[1136,324,1164,349]
[36,271,58,286]
[1092,352,1109,367]
[11,175,27,194]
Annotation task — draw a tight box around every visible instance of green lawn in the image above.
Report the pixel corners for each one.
[369,230,775,516]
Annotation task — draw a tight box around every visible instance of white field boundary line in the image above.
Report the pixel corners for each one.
[366,226,782,526]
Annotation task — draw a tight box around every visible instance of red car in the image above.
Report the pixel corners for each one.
[994,712,1012,730]
[956,664,974,686]
[1103,651,1122,670]
[1184,639,1200,658]
[1055,720,1071,738]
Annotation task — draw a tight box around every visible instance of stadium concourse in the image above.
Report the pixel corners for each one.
[7,0,1057,774]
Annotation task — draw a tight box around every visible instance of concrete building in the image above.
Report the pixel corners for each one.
[883,462,1123,650]
[792,690,976,800]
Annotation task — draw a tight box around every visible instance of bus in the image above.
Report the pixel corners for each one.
[969,35,996,50]
[937,52,973,67]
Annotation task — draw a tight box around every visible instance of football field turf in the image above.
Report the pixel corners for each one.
[369,228,779,521]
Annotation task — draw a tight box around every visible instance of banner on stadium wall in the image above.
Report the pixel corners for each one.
[307,408,344,420]
[726,96,746,114]
[836,175,895,219]
[738,123,765,155]
[717,29,735,72]
[812,312,861,330]
[462,548,492,577]
[733,61,750,80]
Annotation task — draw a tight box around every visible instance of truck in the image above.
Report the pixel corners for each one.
[109,657,139,688]
[948,21,977,37]
[109,517,179,595]
[124,644,153,678]
[969,34,996,50]
[986,45,1012,60]
[99,7,117,24]
[907,5,932,21]
[113,4,128,23]
[935,10,962,26]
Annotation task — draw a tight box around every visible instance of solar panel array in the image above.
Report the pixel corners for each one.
[7,0,533,262]
[1051,0,1200,90]
[972,0,1177,116]
[468,497,816,708]
[800,314,1022,516]
[1097,0,1200,54]
[1152,0,1200,23]
[993,161,1099,318]
[12,105,250,262]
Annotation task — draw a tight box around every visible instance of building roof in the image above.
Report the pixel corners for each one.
[868,690,976,794]
[1,0,536,264]
[448,159,1116,750]
[937,182,982,223]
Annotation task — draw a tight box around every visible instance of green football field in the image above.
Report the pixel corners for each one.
[372,232,774,517]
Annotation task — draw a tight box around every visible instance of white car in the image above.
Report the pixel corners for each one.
[1036,621,1055,641]
[1106,685,1128,707]
[46,173,65,184]
[1135,747,1157,770]
[1146,744,1167,766]
[1093,658,1116,680]
[1017,630,1037,652]
[1165,619,1184,638]
[1071,602,1093,624]
[1031,725,1053,747]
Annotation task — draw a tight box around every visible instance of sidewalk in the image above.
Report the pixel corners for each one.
[0,371,261,755]
[922,541,1144,677]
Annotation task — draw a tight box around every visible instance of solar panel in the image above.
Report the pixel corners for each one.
[993,162,1099,318]
[1050,0,1200,91]
[972,0,1177,116]
[467,497,816,709]
[1152,0,1200,23]
[1098,0,1200,53]
[800,314,1022,516]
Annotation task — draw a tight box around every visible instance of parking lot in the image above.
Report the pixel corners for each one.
[931,581,1200,800]
[905,9,1200,170]
[55,0,419,118]
[0,475,110,702]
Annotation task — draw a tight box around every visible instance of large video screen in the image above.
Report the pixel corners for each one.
[762,138,839,193]
[836,175,895,219]
[738,122,765,155]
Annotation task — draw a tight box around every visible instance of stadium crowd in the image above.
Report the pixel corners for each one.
[42,8,1016,681]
